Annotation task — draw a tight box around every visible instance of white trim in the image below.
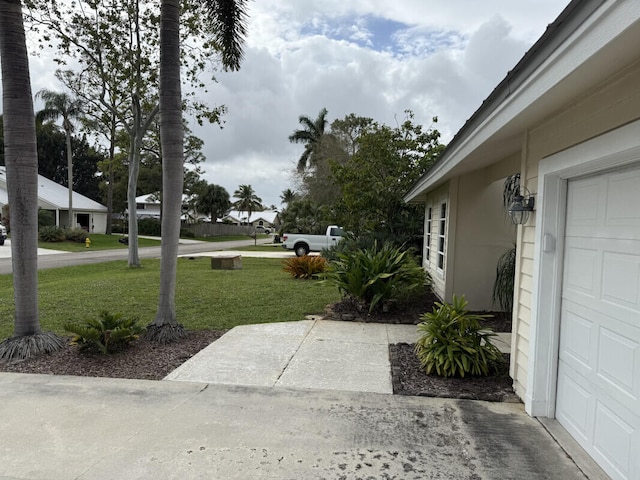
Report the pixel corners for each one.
[527,119,640,417]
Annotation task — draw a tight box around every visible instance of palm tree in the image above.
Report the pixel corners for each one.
[36,89,83,229]
[289,107,329,172]
[146,0,248,343]
[233,184,262,224]
[279,188,297,207]
[195,184,231,221]
[0,0,64,360]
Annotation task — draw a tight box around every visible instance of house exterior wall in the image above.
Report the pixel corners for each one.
[420,156,518,310]
[511,59,640,400]
[450,158,519,310]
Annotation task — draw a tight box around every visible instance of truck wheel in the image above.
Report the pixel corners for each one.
[0,237,4,246]
[295,243,309,257]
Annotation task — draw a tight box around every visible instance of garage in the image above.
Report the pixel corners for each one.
[555,166,640,480]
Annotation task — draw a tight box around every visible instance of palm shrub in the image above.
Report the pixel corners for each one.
[323,241,428,312]
[283,255,328,279]
[63,310,144,354]
[415,295,503,377]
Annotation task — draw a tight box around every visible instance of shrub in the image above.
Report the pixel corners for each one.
[283,255,328,279]
[415,295,503,378]
[64,228,90,243]
[138,218,161,236]
[39,225,66,242]
[38,209,55,228]
[63,310,144,354]
[323,241,428,312]
[181,228,196,238]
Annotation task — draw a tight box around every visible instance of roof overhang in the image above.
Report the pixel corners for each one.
[405,0,640,203]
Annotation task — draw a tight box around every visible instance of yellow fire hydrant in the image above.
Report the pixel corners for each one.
[85,237,91,248]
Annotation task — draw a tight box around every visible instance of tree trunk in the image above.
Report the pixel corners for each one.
[146,0,184,342]
[65,129,74,227]
[0,0,63,359]
[126,127,142,267]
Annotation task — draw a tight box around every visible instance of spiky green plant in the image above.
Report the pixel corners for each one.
[63,310,144,354]
[415,295,503,377]
[282,256,328,279]
[323,241,428,312]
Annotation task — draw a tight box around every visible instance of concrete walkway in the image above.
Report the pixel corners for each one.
[165,319,512,394]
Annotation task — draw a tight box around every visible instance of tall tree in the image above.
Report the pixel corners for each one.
[289,107,330,172]
[279,188,297,207]
[35,89,83,228]
[0,0,63,360]
[233,184,262,224]
[29,0,226,265]
[146,0,248,342]
[195,184,231,221]
[332,112,444,239]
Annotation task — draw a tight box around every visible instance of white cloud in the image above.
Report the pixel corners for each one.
[1,0,571,207]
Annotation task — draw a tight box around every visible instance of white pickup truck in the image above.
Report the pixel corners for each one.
[281,225,345,256]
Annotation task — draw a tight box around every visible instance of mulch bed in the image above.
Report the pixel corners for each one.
[0,330,226,380]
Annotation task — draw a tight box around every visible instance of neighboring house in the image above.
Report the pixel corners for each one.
[0,166,108,233]
[223,210,279,229]
[404,2,639,479]
[133,193,162,219]
[131,193,203,222]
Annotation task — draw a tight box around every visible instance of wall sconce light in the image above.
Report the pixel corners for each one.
[508,187,535,225]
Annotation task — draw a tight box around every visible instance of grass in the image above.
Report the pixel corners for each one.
[0,257,341,339]
[36,233,271,252]
[38,234,161,252]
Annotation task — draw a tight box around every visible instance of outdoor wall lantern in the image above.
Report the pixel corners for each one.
[508,187,535,225]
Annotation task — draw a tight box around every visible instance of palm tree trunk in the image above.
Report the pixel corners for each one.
[0,0,63,360]
[146,0,185,342]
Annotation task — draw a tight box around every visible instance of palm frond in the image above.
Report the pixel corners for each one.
[205,0,249,71]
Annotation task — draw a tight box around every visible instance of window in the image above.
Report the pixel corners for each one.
[437,203,446,270]
[425,207,432,262]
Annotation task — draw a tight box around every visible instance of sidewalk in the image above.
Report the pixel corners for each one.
[165,319,512,394]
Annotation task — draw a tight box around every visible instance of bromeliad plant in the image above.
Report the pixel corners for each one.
[415,295,503,377]
[323,241,428,312]
[63,310,144,354]
[282,255,328,279]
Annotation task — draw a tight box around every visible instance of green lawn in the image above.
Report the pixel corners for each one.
[38,234,161,252]
[0,257,341,339]
[37,233,271,252]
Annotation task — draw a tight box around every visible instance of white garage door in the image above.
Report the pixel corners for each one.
[556,166,640,480]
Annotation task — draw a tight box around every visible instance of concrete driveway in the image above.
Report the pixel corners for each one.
[0,373,592,480]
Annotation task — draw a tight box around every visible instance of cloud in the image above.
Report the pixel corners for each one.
[1,1,571,207]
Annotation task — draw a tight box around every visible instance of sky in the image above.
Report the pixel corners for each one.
[2,0,571,208]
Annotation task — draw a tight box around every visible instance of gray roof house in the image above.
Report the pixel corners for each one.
[404,2,640,478]
[0,166,108,233]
